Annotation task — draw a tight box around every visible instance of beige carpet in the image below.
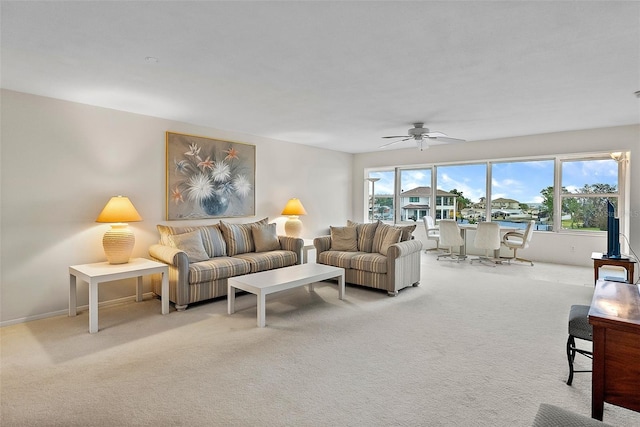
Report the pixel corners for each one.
[2,257,639,426]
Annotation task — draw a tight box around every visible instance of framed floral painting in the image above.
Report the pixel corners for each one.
[166,132,255,220]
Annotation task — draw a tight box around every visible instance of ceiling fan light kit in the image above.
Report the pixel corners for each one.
[380,122,465,151]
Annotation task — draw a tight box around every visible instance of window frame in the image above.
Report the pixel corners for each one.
[365,152,626,235]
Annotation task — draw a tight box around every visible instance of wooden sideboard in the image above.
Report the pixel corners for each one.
[588,280,640,421]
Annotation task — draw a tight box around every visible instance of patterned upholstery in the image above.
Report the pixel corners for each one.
[350,253,388,274]
[233,250,298,273]
[200,225,227,257]
[568,304,592,341]
[314,230,422,296]
[188,257,250,283]
[347,220,379,252]
[219,218,268,256]
[318,250,364,269]
[157,223,227,258]
[150,220,303,310]
[566,304,593,386]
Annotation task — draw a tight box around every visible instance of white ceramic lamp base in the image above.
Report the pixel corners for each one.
[284,216,303,238]
[103,224,135,264]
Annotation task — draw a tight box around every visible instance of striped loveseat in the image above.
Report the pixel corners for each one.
[314,221,422,296]
[149,218,303,310]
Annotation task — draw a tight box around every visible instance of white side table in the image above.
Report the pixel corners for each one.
[69,258,169,333]
[301,239,315,264]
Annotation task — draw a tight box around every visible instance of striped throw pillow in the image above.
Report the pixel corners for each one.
[219,218,268,256]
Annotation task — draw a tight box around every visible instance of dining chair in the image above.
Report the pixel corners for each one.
[470,222,502,266]
[422,216,440,252]
[436,220,465,262]
[502,220,535,266]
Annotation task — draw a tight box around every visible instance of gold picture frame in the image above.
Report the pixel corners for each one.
[166,131,256,220]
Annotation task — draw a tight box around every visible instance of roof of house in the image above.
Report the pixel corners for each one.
[492,197,519,204]
[400,186,455,197]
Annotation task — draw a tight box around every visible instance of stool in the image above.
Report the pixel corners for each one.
[566,304,593,386]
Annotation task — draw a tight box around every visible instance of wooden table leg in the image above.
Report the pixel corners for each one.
[591,326,605,421]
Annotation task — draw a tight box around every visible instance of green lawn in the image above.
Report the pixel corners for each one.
[561,219,601,231]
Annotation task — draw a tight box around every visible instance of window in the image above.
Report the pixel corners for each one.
[560,158,620,231]
[400,168,433,222]
[436,164,486,221]
[365,153,624,234]
[367,170,394,222]
[491,160,554,230]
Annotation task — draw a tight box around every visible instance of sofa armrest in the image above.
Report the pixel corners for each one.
[149,244,189,267]
[313,236,331,260]
[278,236,304,264]
[386,239,423,259]
[149,244,191,308]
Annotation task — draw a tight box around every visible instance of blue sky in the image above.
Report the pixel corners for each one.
[370,159,618,204]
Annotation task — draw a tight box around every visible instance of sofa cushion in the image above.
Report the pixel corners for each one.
[350,252,388,274]
[168,230,210,263]
[396,224,417,242]
[372,223,402,255]
[188,257,251,283]
[347,220,380,252]
[252,222,281,252]
[330,226,358,251]
[219,217,268,256]
[233,250,297,273]
[318,250,364,269]
[200,224,227,257]
[157,224,202,246]
[157,223,227,258]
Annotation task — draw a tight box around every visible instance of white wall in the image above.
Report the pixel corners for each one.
[0,90,353,325]
[353,125,640,267]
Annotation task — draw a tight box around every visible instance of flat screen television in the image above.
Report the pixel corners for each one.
[606,200,621,259]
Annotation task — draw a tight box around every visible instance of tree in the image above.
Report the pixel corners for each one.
[448,188,471,219]
[540,186,555,221]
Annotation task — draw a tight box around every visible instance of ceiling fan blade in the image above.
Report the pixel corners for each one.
[378,137,412,148]
[427,136,466,144]
[381,135,410,139]
[425,131,448,138]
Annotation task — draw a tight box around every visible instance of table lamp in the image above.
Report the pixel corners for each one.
[281,198,307,238]
[96,196,142,264]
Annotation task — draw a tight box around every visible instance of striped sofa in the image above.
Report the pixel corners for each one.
[314,221,422,296]
[149,218,303,311]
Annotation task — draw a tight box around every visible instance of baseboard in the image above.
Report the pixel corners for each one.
[0,292,158,328]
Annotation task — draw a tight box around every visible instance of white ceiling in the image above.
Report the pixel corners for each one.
[1,1,639,153]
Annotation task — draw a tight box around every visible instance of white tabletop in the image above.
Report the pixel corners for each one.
[69,258,167,277]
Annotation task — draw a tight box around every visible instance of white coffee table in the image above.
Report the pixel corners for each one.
[227,263,345,327]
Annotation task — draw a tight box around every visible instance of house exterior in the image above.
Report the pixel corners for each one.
[463,197,535,222]
[399,187,457,221]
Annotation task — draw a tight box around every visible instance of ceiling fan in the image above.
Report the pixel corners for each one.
[380,122,465,151]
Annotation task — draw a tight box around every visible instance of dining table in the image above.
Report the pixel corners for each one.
[457,223,519,259]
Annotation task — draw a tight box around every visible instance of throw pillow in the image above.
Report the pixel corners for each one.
[157,224,201,246]
[378,227,402,255]
[219,217,268,256]
[252,223,281,252]
[347,220,380,252]
[395,224,417,241]
[372,223,402,255]
[330,226,358,252]
[200,224,227,257]
[167,230,210,263]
